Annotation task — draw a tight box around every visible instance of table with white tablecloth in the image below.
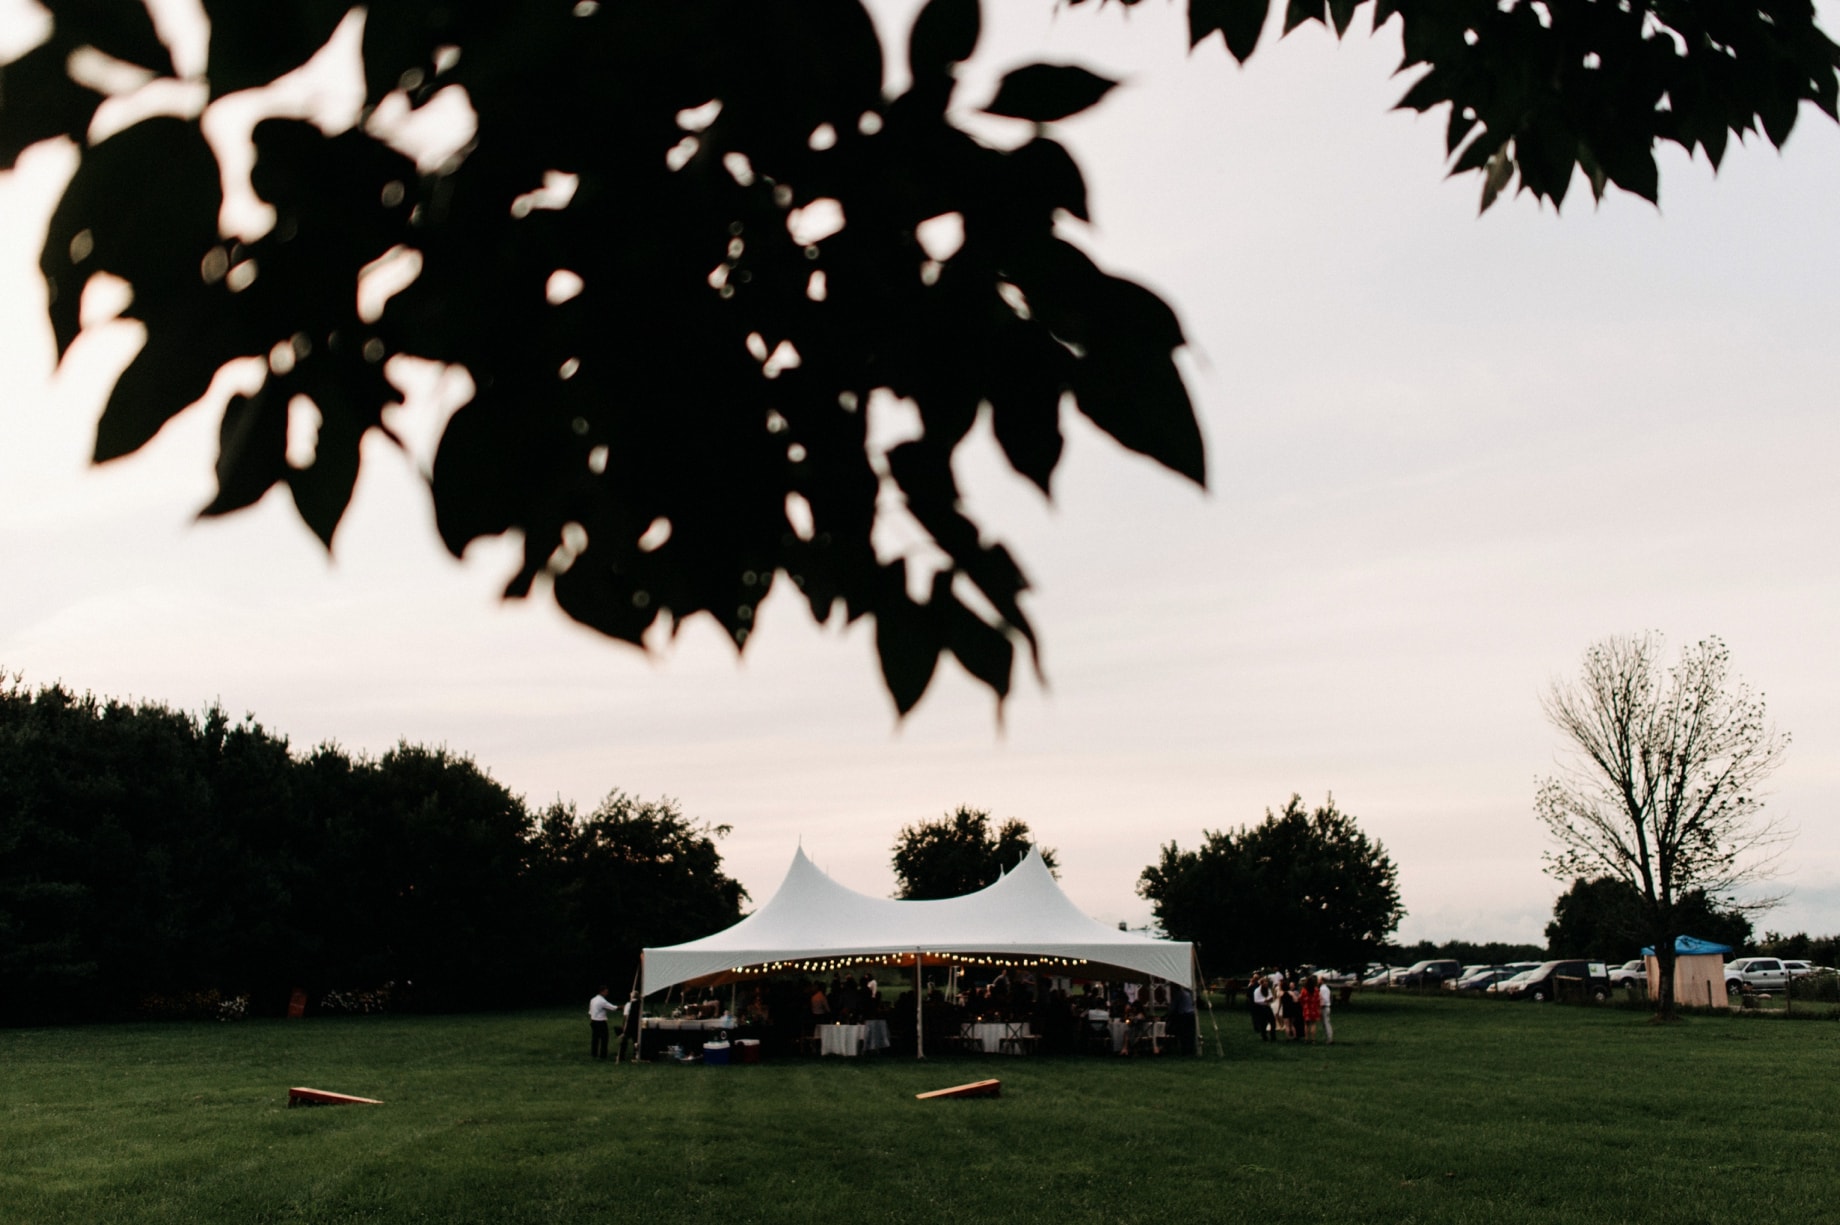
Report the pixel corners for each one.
[818,1020,891,1056]
[1108,1019,1166,1052]
[959,1021,1034,1053]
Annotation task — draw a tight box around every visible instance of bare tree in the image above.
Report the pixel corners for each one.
[1536,634,1789,1019]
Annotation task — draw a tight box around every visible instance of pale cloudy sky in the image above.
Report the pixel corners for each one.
[2,0,1837,947]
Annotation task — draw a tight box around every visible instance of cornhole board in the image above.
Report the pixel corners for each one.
[915,1078,1000,1101]
[288,1087,384,1108]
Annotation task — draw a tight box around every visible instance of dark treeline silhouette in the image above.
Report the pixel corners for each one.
[1381,940,1548,966]
[0,676,743,1025]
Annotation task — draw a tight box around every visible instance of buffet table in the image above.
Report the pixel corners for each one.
[639,1016,737,1059]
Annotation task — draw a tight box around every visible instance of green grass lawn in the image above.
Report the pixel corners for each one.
[3,994,1834,1223]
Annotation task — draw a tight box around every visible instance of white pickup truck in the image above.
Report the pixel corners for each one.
[1724,957,1790,994]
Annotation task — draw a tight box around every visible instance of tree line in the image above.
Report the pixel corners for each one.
[0,675,743,1025]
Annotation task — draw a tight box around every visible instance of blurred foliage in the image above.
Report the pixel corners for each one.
[3,0,1827,710]
[0,673,742,1024]
[890,804,1058,899]
[1138,793,1403,973]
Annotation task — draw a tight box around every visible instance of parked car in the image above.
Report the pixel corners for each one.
[1488,969,1538,995]
[1725,957,1791,994]
[1607,959,1648,987]
[1449,967,1519,992]
[1504,960,1611,1002]
[1361,966,1407,987]
[1393,959,1463,989]
[1781,960,1816,978]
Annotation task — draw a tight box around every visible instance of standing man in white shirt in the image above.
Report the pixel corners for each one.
[589,986,617,1060]
[1318,978,1334,1045]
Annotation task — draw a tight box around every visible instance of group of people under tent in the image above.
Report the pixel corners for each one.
[598,966,1203,1058]
[1247,973,1334,1044]
[799,969,883,1025]
[921,973,1199,1057]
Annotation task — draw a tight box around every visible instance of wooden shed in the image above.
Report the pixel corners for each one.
[1643,936,1733,1008]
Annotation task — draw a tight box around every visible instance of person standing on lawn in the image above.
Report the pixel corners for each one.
[1250,976,1274,1041]
[1318,977,1334,1045]
[1300,975,1322,1041]
[589,986,616,1060]
[1280,981,1303,1040]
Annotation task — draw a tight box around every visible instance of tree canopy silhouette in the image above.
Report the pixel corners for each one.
[890,804,1058,899]
[1138,793,1403,973]
[3,0,1833,711]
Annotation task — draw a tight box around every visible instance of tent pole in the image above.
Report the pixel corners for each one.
[1194,947,1222,1058]
[625,959,645,1064]
[915,949,925,1059]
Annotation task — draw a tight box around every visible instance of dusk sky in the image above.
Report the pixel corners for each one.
[3,0,1837,949]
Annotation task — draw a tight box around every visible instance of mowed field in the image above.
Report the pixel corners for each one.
[3,994,1834,1224]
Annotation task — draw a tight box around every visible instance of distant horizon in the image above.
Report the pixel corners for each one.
[4,1,1837,948]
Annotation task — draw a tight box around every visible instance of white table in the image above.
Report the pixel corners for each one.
[819,1021,891,1056]
[960,1022,1033,1053]
[819,1023,860,1055]
[1109,1019,1166,1052]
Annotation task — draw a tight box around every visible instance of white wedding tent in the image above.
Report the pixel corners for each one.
[641,845,1195,997]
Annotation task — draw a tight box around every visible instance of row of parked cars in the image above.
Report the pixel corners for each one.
[1603,955,1837,994]
[1355,955,1840,999]
[1356,958,1613,1001]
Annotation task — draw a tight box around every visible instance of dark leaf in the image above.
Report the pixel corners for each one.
[44,0,174,74]
[287,399,363,549]
[1070,345,1206,486]
[41,116,222,358]
[552,548,660,647]
[984,64,1119,123]
[201,0,349,98]
[430,393,546,557]
[1186,0,1231,48]
[1218,0,1274,63]
[1007,136,1089,221]
[96,320,239,461]
[0,42,104,170]
[200,385,287,516]
[874,565,941,716]
[1283,0,1325,35]
[908,0,980,79]
[940,580,1013,701]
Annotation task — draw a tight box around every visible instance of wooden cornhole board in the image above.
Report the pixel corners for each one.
[288,1086,384,1108]
[915,1078,1000,1101]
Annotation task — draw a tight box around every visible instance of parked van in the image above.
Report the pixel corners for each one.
[1501,960,1610,1002]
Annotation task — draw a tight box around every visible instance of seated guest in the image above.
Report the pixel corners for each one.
[1118,999,1151,1056]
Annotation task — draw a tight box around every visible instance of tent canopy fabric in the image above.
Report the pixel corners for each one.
[1640,935,1735,957]
[641,846,1194,996]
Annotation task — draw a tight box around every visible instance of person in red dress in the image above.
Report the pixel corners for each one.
[1300,975,1323,1042]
